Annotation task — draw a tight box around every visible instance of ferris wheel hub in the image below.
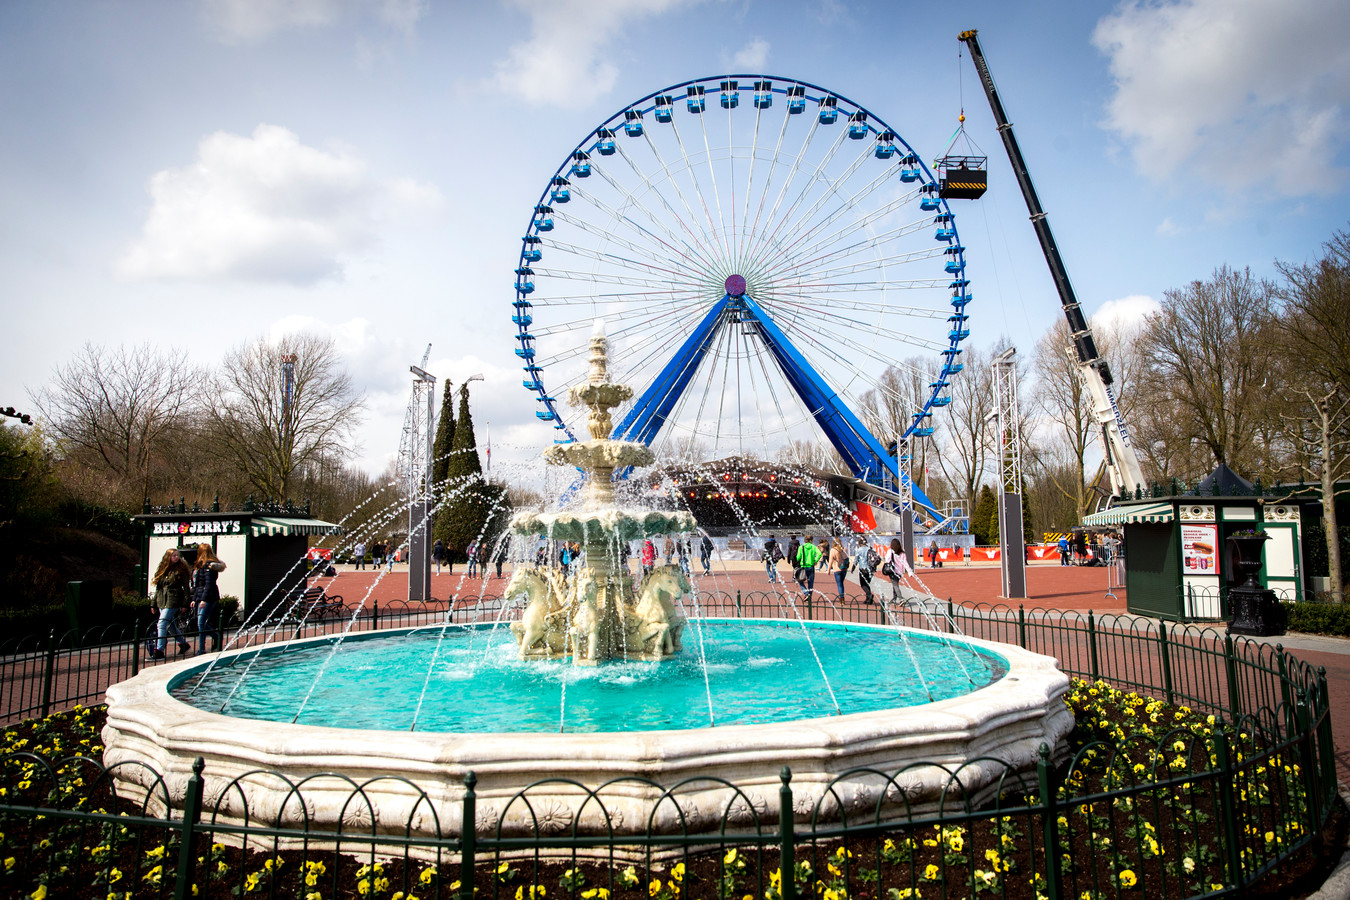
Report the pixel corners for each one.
[724,274,747,298]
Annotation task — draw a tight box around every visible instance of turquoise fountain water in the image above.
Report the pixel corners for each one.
[172,620,1007,732]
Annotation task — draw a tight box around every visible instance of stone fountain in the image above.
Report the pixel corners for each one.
[507,320,696,664]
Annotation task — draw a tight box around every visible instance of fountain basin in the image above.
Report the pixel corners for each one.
[102,621,1072,836]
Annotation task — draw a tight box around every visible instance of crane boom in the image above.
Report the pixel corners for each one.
[958,28,1146,500]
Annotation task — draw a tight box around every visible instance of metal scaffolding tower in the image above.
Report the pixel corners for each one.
[399,345,435,602]
[991,347,1026,599]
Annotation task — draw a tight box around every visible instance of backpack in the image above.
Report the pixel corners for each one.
[866,547,882,570]
[772,544,785,562]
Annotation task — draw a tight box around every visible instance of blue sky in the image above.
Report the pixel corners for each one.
[2,0,1347,480]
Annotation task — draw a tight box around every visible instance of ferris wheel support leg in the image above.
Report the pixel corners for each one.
[614,296,731,445]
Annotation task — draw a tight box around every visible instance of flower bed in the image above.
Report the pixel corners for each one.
[1,676,1342,900]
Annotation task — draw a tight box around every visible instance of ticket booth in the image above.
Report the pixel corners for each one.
[1085,464,1314,621]
[135,503,341,621]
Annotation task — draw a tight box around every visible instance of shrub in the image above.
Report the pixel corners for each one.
[1287,600,1350,637]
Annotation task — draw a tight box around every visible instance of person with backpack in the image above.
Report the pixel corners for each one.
[795,536,823,597]
[882,538,911,603]
[786,536,801,586]
[855,541,879,604]
[1057,535,1070,566]
[699,534,714,576]
[762,535,781,583]
[432,539,446,574]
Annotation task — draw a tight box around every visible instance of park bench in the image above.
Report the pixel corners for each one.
[289,585,346,622]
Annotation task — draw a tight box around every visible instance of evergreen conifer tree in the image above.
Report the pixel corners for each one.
[430,379,455,546]
[439,384,510,562]
[971,485,997,546]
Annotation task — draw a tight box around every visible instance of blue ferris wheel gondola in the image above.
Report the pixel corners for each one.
[511,74,975,517]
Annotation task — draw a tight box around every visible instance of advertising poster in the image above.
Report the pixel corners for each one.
[1181,524,1219,574]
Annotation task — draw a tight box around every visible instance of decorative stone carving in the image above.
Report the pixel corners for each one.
[1180,504,1215,522]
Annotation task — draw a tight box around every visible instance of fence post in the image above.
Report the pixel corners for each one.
[40,630,57,718]
[1035,744,1063,900]
[1294,690,1323,829]
[1158,621,1174,706]
[805,592,813,621]
[131,626,140,678]
[461,771,477,900]
[1211,724,1243,890]
[947,599,954,633]
[1224,634,1242,720]
[1276,648,1294,734]
[736,590,742,618]
[1087,612,1100,682]
[1018,604,1027,649]
[171,757,205,900]
[779,767,795,900]
[1317,669,1336,809]
[373,600,380,631]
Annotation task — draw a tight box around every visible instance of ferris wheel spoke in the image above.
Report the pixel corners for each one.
[618,134,727,267]
[531,290,704,306]
[740,121,853,277]
[552,200,706,279]
[765,171,925,274]
[560,184,721,287]
[581,155,724,282]
[741,91,799,270]
[531,298,707,340]
[766,238,942,285]
[766,205,935,282]
[543,236,698,283]
[532,267,692,292]
[736,98,768,265]
[661,117,733,271]
[763,135,884,265]
[738,111,828,277]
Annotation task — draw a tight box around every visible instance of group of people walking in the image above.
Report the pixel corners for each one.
[149,543,226,658]
[763,535,914,604]
[350,540,398,571]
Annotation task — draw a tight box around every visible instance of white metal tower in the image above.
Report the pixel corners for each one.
[399,344,435,601]
[990,347,1026,599]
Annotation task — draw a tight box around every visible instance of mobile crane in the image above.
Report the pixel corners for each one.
[957,29,1147,503]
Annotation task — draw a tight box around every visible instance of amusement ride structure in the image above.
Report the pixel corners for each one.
[511,75,975,528]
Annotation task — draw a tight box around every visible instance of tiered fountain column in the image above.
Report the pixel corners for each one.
[507,322,696,665]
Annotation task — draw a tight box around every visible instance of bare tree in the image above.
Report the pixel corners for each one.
[775,440,846,474]
[30,343,204,506]
[1136,266,1278,473]
[934,344,996,514]
[213,332,365,501]
[1032,321,1093,520]
[857,357,936,486]
[1274,227,1350,597]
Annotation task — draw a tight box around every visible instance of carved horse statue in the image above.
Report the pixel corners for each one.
[568,567,603,661]
[633,564,690,655]
[506,567,569,656]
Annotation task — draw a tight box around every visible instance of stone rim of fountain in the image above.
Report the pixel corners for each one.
[103,620,1072,837]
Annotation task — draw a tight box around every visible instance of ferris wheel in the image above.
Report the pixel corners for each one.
[512,76,970,509]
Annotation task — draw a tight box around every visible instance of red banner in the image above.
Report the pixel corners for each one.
[306,548,333,561]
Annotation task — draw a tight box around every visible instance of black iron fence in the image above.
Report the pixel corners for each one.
[0,595,1338,900]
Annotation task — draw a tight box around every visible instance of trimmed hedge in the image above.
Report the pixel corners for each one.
[1288,600,1350,637]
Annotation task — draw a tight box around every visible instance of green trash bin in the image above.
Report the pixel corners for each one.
[65,580,112,634]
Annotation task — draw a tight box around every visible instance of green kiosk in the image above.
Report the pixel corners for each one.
[1085,465,1319,621]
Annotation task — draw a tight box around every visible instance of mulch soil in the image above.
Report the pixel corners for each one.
[2,690,1344,900]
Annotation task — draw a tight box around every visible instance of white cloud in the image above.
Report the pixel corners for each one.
[115,124,441,285]
[727,37,769,72]
[1093,0,1350,197]
[202,0,426,43]
[1155,217,1182,236]
[485,0,705,105]
[1091,294,1160,334]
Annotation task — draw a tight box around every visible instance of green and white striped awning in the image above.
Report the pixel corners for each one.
[250,516,342,537]
[1083,502,1175,526]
